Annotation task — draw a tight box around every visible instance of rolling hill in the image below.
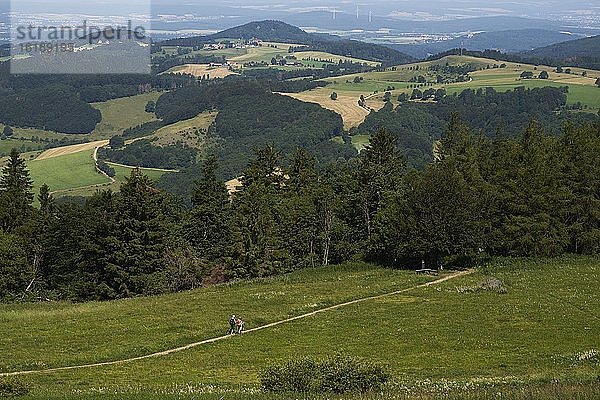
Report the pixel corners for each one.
[523,35,600,69]
[162,20,415,66]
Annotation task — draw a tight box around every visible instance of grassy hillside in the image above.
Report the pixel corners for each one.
[145,111,217,151]
[166,64,239,79]
[91,92,162,138]
[24,144,172,199]
[2,257,599,399]
[27,149,109,194]
[289,56,600,128]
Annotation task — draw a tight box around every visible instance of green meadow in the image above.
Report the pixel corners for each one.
[24,149,170,198]
[26,150,109,194]
[92,92,162,138]
[320,56,600,112]
[2,257,599,399]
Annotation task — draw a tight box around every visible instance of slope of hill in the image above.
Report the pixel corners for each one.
[523,35,600,69]
[1,257,599,398]
[527,34,600,58]
[162,20,415,66]
[394,29,581,59]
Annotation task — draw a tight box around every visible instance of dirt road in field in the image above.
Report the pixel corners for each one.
[0,269,473,377]
[35,140,109,161]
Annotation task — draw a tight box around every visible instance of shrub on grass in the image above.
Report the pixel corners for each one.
[260,354,389,394]
[261,357,320,392]
[0,377,29,397]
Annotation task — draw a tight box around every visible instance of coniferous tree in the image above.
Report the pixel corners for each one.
[228,146,286,278]
[38,184,55,216]
[0,149,34,233]
[356,129,405,242]
[281,148,321,269]
[184,156,231,259]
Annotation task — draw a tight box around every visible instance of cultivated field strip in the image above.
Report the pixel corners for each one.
[0,269,473,377]
[35,140,109,161]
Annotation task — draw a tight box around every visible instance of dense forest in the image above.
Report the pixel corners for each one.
[352,86,597,168]
[153,79,351,185]
[0,61,196,133]
[2,114,600,301]
[0,84,102,134]
[98,140,198,169]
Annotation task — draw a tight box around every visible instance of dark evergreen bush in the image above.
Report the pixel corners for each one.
[260,354,389,394]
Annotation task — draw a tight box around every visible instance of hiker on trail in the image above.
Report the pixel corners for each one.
[228,315,237,335]
[236,317,245,335]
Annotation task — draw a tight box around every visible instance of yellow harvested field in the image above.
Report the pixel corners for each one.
[294,51,380,66]
[167,64,238,79]
[35,140,109,161]
[284,88,385,129]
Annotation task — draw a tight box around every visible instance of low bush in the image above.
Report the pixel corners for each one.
[260,354,389,394]
[0,377,29,397]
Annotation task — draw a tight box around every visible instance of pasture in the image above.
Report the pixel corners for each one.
[27,149,109,195]
[0,138,44,157]
[22,142,171,199]
[1,257,598,399]
[225,43,377,69]
[288,56,600,128]
[91,92,162,138]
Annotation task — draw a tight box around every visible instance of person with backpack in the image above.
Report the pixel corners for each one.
[228,315,237,335]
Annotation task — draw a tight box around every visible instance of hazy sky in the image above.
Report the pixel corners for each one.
[4,0,599,19]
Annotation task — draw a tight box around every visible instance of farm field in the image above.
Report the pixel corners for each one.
[166,64,238,79]
[291,56,600,128]
[1,257,598,399]
[283,89,383,129]
[47,163,171,198]
[228,42,298,63]
[35,140,108,161]
[223,42,377,68]
[91,92,162,138]
[293,51,380,67]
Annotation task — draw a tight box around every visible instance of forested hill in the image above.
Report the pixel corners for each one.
[162,20,415,66]
[212,20,315,42]
[522,35,600,70]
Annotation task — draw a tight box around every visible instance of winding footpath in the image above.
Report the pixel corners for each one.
[0,269,473,377]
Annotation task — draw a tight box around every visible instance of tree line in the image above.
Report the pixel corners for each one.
[1,115,600,301]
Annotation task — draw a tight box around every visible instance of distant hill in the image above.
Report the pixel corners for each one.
[522,35,600,69]
[161,20,415,66]
[211,20,315,42]
[392,29,581,59]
